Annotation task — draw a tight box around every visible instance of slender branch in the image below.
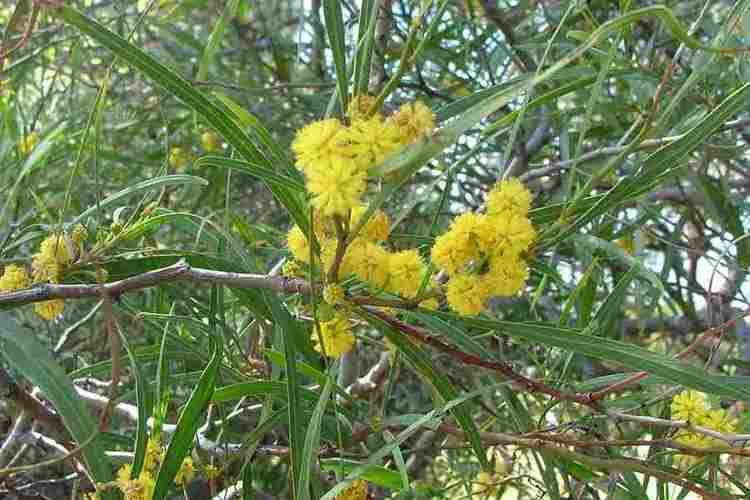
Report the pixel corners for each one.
[364,307,600,409]
[0,259,312,306]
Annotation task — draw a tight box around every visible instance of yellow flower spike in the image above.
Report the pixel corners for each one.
[445,274,490,316]
[387,249,427,298]
[389,100,435,145]
[291,118,346,172]
[201,131,222,152]
[142,436,164,472]
[34,299,65,320]
[485,178,533,217]
[287,225,311,263]
[169,146,189,170]
[0,265,30,292]
[18,132,39,155]
[313,313,355,359]
[323,284,345,305]
[335,479,368,499]
[174,456,196,486]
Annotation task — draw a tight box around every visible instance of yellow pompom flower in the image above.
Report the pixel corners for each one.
[488,213,537,256]
[291,118,346,172]
[430,213,484,275]
[306,157,366,216]
[287,225,311,263]
[487,253,529,297]
[115,464,155,500]
[345,240,391,289]
[445,274,490,316]
[313,313,355,358]
[335,479,368,499]
[168,146,189,170]
[201,131,222,152]
[0,265,30,292]
[350,206,390,242]
[32,233,74,283]
[34,299,65,320]
[342,115,403,171]
[485,178,533,217]
[671,390,708,422]
[389,101,435,144]
[174,456,196,486]
[18,132,39,155]
[387,249,427,298]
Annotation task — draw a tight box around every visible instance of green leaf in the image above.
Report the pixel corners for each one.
[120,330,150,478]
[322,0,349,112]
[196,0,240,81]
[297,377,333,500]
[0,313,115,499]
[319,458,403,490]
[450,315,750,399]
[153,332,222,500]
[359,309,489,470]
[54,6,310,234]
[195,156,305,192]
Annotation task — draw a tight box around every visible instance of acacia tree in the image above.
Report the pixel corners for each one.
[1,1,750,499]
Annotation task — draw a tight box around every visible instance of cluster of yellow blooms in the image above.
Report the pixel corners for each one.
[291,95,434,216]
[0,227,87,320]
[18,132,39,155]
[432,178,535,315]
[335,479,368,499]
[671,390,737,453]
[89,436,213,500]
[286,97,436,359]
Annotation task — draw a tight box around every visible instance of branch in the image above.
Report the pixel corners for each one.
[0,259,311,307]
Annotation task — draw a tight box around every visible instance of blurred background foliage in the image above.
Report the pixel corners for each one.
[2,0,750,499]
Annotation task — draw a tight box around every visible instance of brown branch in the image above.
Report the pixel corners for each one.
[364,307,600,409]
[0,259,312,306]
[589,311,747,401]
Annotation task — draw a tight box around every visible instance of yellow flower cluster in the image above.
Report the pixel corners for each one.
[1,228,87,321]
[335,479,368,499]
[18,132,38,155]
[291,99,435,216]
[432,179,535,315]
[671,390,737,451]
[115,464,155,500]
[313,312,356,359]
[0,265,30,292]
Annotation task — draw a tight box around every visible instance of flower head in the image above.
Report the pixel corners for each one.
[32,233,74,283]
[486,178,533,217]
[313,313,355,358]
[201,131,222,152]
[143,436,164,472]
[306,157,366,216]
[335,479,368,499]
[342,115,403,171]
[0,265,30,292]
[204,464,221,480]
[671,390,707,422]
[389,101,435,144]
[487,253,529,297]
[430,213,485,276]
[18,132,38,155]
[350,206,390,242]
[445,274,490,316]
[292,118,346,172]
[287,225,311,263]
[387,249,427,298]
[35,299,65,320]
[347,94,378,120]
